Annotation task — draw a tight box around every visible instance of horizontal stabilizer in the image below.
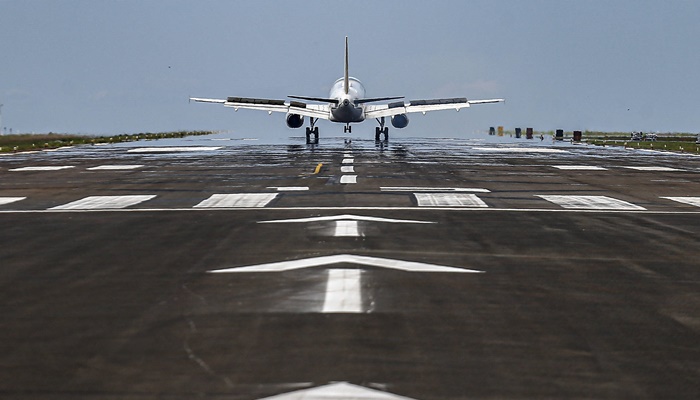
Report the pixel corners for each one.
[288,95,340,104]
[355,96,404,104]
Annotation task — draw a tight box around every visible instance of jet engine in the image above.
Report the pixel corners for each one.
[391,114,409,129]
[286,113,304,128]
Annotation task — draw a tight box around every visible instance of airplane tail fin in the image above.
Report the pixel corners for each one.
[344,36,349,95]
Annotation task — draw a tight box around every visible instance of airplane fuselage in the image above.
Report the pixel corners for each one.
[329,77,366,123]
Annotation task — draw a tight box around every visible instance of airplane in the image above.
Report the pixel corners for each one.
[190,37,504,144]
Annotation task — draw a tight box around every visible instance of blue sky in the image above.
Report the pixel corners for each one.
[1,0,700,137]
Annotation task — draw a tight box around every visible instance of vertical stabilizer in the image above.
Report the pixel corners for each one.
[344,36,349,95]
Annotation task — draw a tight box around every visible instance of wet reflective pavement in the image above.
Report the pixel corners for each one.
[1,134,699,399]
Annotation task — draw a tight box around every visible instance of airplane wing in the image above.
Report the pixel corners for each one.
[189,96,330,120]
[365,97,504,119]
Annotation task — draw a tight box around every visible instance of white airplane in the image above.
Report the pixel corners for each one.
[190,37,504,143]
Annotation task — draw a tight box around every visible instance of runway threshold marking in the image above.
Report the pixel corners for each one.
[661,196,700,207]
[87,165,144,170]
[194,193,278,208]
[414,193,488,207]
[340,175,357,184]
[49,195,157,210]
[322,269,362,313]
[537,195,646,210]
[207,254,481,273]
[334,220,360,237]
[257,382,418,400]
[9,166,75,171]
[0,197,26,206]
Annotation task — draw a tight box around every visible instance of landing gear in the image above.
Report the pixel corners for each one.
[344,124,352,133]
[375,117,389,142]
[306,118,319,144]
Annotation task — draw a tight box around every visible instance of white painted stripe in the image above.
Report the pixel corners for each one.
[661,197,700,207]
[50,195,156,210]
[537,195,646,210]
[622,166,682,171]
[343,152,353,158]
[208,254,481,273]
[341,166,355,173]
[258,382,417,400]
[414,193,488,207]
[9,166,74,171]
[127,146,222,153]
[382,186,490,193]
[334,221,360,237]
[322,269,362,313]
[267,186,309,191]
[340,175,357,184]
[87,165,144,170]
[259,214,435,224]
[194,193,278,208]
[0,197,26,206]
[472,147,568,153]
[551,165,608,170]
[342,158,354,164]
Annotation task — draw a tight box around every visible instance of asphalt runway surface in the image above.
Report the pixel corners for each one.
[1,134,699,399]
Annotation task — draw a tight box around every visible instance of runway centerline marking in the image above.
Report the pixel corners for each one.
[537,195,646,210]
[472,147,568,153]
[259,214,435,224]
[256,382,418,400]
[50,195,157,210]
[414,193,489,207]
[622,166,683,171]
[87,165,144,171]
[322,269,362,313]
[267,186,309,191]
[382,187,490,193]
[207,254,481,273]
[0,197,26,206]
[340,175,357,184]
[194,193,278,208]
[127,146,222,153]
[342,158,354,164]
[341,166,355,173]
[9,166,74,172]
[661,196,700,207]
[551,165,608,170]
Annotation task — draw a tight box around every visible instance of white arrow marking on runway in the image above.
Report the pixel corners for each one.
[256,382,419,400]
[207,254,481,273]
[9,166,74,171]
[50,195,156,210]
[258,214,435,224]
[323,269,362,313]
[662,196,700,207]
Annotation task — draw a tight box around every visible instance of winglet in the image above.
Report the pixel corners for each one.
[344,36,349,95]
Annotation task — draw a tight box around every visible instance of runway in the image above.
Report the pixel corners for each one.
[1,134,699,399]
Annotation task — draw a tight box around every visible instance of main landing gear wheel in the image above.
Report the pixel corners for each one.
[306,117,319,144]
[375,116,389,142]
[375,127,389,141]
[306,127,319,144]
